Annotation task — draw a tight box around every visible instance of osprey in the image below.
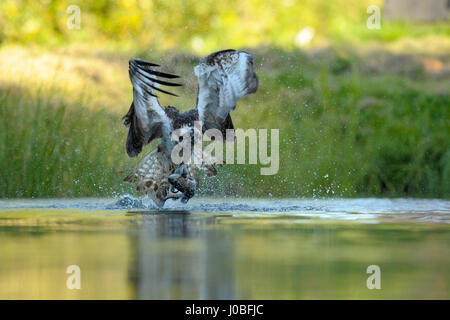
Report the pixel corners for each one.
[122,49,258,207]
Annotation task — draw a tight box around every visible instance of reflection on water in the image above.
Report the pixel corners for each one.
[0,198,449,299]
[129,211,235,299]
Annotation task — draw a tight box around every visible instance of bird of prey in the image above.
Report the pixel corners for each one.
[122,49,258,207]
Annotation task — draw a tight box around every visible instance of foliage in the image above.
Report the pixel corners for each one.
[0,45,448,198]
[0,85,132,197]
[3,0,450,53]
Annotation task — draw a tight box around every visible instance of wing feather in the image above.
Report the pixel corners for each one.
[123,58,182,157]
[194,50,258,135]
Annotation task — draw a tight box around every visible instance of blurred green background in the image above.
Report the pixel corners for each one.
[0,0,449,198]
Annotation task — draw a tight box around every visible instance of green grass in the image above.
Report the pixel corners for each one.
[0,46,449,198]
[0,85,134,197]
[203,47,450,198]
[330,21,450,45]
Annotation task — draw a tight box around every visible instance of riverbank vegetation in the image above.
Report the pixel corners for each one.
[0,0,449,198]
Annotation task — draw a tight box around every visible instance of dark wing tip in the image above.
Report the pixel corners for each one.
[129,58,180,78]
[131,58,160,67]
[147,69,181,79]
[129,58,182,97]
[153,86,179,97]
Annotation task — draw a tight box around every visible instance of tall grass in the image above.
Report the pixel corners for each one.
[0,85,134,197]
[200,47,450,198]
[0,46,449,198]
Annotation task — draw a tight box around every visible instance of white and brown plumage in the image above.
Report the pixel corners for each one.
[123,49,258,207]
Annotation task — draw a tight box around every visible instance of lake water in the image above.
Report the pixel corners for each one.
[0,198,449,299]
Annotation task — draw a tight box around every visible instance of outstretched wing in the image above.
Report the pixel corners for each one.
[123,58,182,157]
[194,49,258,137]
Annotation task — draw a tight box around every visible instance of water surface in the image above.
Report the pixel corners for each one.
[0,198,449,299]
